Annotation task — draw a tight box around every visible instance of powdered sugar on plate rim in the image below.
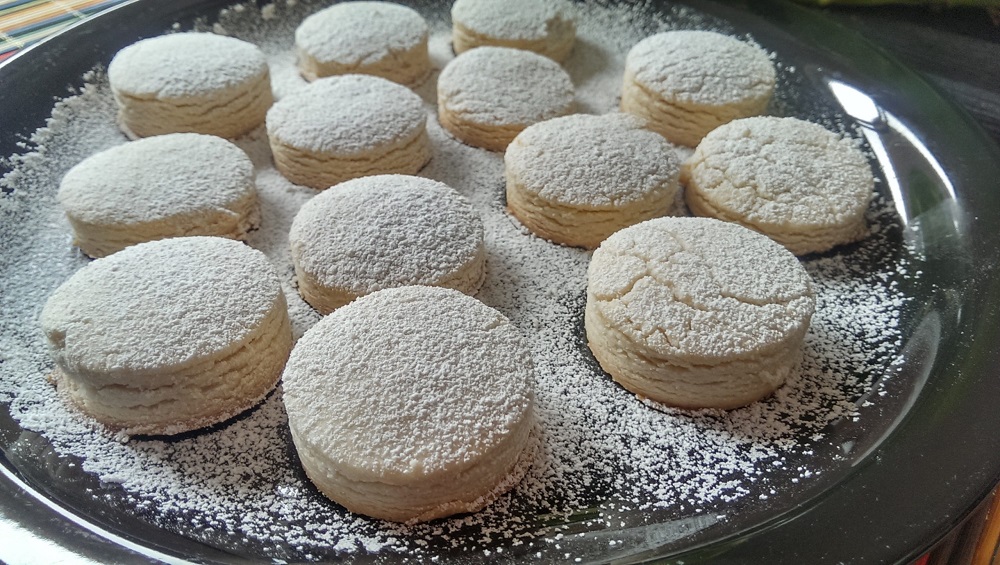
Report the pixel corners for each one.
[0,0,921,561]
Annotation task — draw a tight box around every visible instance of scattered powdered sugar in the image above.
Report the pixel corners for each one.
[437,46,574,125]
[108,32,268,99]
[0,0,918,561]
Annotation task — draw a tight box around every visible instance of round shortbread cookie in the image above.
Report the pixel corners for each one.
[57,133,259,258]
[282,285,536,523]
[267,75,431,189]
[505,112,680,249]
[296,2,430,86]
[585,217,815,409]
[437,46,575,152]
[681,116,874,255]
[289,175,486,314]
[40,237,293,436]
[620,30,775,147]
[108,33,273,139]
[451,0,576,63]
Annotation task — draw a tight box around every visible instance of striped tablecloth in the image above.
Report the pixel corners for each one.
[0,0,130,61]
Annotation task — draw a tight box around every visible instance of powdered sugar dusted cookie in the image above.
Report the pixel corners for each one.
[40,237,293,436]
[296,1,430,86]
[451,0,576,63]
[289,174,485,314]
[586,217,814,409]
[682,116,874,255]
[282,285,536,523]
[620,30,775,147]
[57,133,258,258]
[267,75,431,189]
[437,46,574,152]
[505,113,680,249]
[108,33,273,139]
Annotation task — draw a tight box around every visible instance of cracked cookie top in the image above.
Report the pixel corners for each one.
[587,216,814,363]
[681,116,873,255]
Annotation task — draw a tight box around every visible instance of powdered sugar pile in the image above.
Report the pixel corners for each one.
[0,0,917,561]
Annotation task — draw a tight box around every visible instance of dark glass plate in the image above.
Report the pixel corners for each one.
[2,0,1000,563]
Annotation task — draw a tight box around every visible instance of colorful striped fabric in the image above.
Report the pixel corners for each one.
[0,0,131,62]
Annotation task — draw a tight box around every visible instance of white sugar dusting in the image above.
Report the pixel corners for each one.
[0,1,916,561]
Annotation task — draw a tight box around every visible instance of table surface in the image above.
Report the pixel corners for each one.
[1,1,999,564]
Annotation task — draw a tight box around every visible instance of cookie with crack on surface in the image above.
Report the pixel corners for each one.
[282,286,536,523]
[108,33,273,139]
[451,0,576,62]
[437,46,574,152]
[289,174,485,314]
[267,74,432,189]
[57,133,259,258]
[681,116,874,255]
[505,112,680,249]
[620,30,775,147]
[40,237,292,436]
[585,217,815,409]
[296,1,430,86]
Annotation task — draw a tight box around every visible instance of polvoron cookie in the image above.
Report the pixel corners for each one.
[620,30,775,147]
[40,237,293,436]
[585,217,815,409]
[267,74,432,189]
[437,46,574,152]
[505,112,680,249]
[108,33,273,139]
[289,174,485,314]
[296,1,430,86]
[282,286,536,523]
[57,133,259,258]
[451,0,576,63]
[682,116,874,255]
